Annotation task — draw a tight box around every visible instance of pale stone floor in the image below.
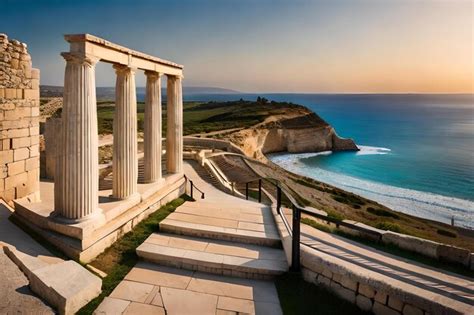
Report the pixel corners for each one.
[0,201,56,314]
[0,251,54,315]
[95,161,284,314]
[95,262,282,315]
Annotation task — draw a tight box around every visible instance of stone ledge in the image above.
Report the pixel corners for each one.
[3,246,101,315]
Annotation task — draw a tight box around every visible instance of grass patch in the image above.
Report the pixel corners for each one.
[331,190,366,208]
[437,228,457,238]
[326,210,345,222]
[367,207,400,219]
[375,221,403,233]
[301,217,333,233]
[77,196,190,314]
[275,273,370,315]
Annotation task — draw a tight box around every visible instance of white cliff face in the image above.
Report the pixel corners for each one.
[227,114,358,161]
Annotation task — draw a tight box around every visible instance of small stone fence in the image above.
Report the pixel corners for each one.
[0,34,40,203]
[183,136,245,155]
[323,219,474,271]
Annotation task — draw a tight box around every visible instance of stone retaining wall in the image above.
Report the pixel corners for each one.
[0,34,40,203]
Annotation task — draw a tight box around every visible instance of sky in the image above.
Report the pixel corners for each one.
[1,0,472,93]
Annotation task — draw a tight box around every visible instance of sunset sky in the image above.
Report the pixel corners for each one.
[1,0,472,93]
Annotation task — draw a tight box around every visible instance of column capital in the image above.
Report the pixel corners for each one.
[61,52,100,67]
[167,74,184,81]
[144,70,162,79]
[113,64,137,75]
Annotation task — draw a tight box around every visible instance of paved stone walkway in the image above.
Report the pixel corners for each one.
[0,201,57,314]
[95,161,284,314]
[298,223,474,313]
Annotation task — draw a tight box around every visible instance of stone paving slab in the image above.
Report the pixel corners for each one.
[96,262,282,315]
[137,233,288,277]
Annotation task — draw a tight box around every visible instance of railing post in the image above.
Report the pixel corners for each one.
[245,182,249,200]
[277,186,281,215]
[258,179,262,203]
[231,182,235,195]
[291,204,301,272]
[190,180,194,199]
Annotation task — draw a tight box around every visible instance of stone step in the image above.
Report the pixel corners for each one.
[137,233,288,280]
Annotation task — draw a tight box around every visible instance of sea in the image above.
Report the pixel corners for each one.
[140,92,474,229]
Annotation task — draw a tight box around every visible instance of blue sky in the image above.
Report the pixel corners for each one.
[1,0,472,92]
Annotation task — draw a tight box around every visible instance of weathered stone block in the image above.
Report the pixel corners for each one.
[0,150,14,164]
[358,283,375,298]
[373,301,400,315]
[402,304,423,315]
[382,231,438,259]
[0,88,4,98]
[8,128,29,139]
[14,147,29,161]
[0,103,15,110]
[5,171,27,189]
[7,160,25,176]
[340,276,358,291]
[0,178,4,192]
[322,268,333,279]
[29,126,39,136]
[23,88,39,100]
[12,136,30,148]
[437,244,470,266]
[0,188,15,200]
[5,88,16,98]
[331,281,356,303]
[30,144,39,157]
[356,294,373,311]
[31,68,40,79]
[25,156,38,171]
[316,274,331,287]
[28,260,102,315]
[388,296,404,311]
[374,290,388,305]
[332,272,342,284]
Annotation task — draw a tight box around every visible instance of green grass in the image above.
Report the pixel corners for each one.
[367,207,400,219]
[375,221,404,233]
[275,273,370,315]
[77,196,190,315]
[437,228,457,238]
[301,217,333,233]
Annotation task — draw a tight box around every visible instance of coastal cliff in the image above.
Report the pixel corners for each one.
[226,112,359,160]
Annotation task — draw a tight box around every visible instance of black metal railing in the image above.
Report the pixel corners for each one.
[184,175,205,200]
[242,177,381,272]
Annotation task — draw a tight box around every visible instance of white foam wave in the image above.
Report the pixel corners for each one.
[269,152,474,229]
[356,145,392,155]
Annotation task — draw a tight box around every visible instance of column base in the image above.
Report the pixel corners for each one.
[109,191,141,201]
[52,208,105,226]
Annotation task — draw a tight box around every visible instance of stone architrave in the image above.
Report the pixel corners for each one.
[54,52,101,221]
[143,71,162,183]
[112,65,138,199]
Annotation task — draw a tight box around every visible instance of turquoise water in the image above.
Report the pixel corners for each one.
[148,92,474,228]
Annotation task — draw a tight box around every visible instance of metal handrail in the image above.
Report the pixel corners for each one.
[239,176,381,272]
[184,175,205,200]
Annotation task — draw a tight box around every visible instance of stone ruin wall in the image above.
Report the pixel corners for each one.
[0,34,40,203]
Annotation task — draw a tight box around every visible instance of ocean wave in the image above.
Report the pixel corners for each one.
[268,152,474,229]
[356,145,392,155]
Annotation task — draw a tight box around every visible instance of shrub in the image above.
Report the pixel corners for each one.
[326,210,345,222]
[437,228,457,238]
[367,207,400,219]
[376,222,402,233]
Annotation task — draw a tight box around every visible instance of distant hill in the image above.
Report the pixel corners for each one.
[40,85,240,99]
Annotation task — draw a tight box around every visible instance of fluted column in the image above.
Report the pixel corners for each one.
[54,52,100,221]
[144,71,162,183]
[166,75,183,174]
[112,65,138,199]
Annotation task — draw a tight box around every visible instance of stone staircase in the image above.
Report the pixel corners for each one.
[136,161,289,281]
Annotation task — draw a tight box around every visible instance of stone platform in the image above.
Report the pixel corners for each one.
[13,172,185,263]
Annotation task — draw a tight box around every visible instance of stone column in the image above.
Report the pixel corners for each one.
[143,71,162,183]
[54,53,100,221]
[112,65,138,199]
[166,75,183,174]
